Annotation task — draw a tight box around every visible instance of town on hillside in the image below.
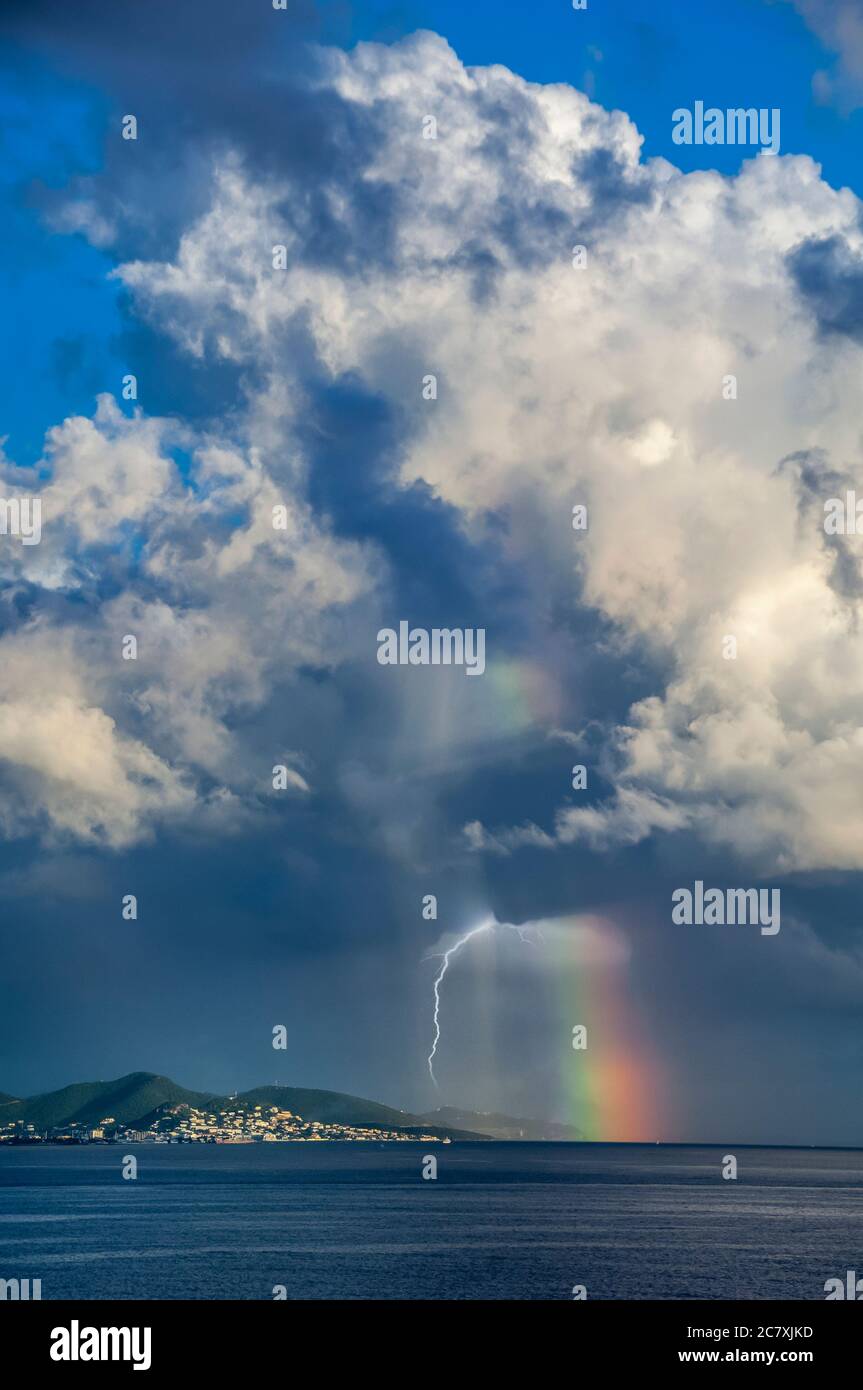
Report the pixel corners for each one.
[0,1101,451,1145]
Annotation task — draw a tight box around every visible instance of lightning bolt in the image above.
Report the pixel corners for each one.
[425,915,540,1088]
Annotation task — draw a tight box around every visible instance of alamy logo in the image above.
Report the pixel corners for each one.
[824,1270,863,1300]
[824,492,863,534]
[377,621,486,676]
[0,497,41,545]
[0,1277,41,1299]
[672,881,780,936]
[672,102,780,154]
[50,1321,151,1371]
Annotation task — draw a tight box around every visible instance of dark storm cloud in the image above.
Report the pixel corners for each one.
[788,231,863,341]
[571,145,655,223]
[111,307,248,426]
[2,0,406,273]
[777,448,863,601]
[298,372,516,623]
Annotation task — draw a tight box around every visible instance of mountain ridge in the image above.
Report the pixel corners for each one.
[0,1072,576,1140]
[0,1072,479,1138]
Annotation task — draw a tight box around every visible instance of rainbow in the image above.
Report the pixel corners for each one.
[425,912,671,1143]
[555,924,670,1142]
[484,657,566,732]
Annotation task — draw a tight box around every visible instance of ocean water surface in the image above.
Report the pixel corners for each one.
[1,1143,861,1300]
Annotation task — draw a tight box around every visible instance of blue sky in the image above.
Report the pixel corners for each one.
[0,55,118,465]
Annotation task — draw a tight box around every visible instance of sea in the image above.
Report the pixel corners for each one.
[1,1143,861,1300]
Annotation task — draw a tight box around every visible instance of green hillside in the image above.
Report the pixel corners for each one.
[0,1073,496,1139]
[233,1085,418,1129]
[0,1073,478,1136]
[1,1073,219,1129]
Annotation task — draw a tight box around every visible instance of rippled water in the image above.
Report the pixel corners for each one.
[1,1143,861,1299]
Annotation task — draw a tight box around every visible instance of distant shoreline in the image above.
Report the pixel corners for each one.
[3,1137,863,1152]
[3,1072,860,1149]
